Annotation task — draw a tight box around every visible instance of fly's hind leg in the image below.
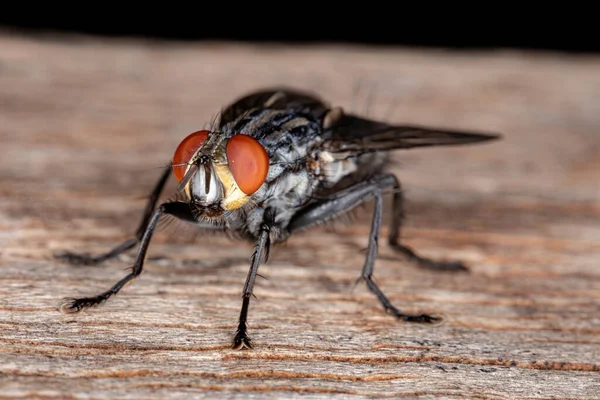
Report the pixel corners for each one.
[388,177,469,272]
[55,164,172,266]
[288,174,439,323]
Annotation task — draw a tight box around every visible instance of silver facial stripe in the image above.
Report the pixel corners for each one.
[191,165,223,204]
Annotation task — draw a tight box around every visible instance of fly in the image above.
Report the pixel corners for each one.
[56,87,501,350]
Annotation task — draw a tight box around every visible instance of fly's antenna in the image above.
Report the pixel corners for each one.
[176,164,198,192]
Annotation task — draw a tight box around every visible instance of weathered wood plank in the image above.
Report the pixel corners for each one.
[0,31,599,399]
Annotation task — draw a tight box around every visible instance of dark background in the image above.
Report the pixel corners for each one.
[0,15,597,53]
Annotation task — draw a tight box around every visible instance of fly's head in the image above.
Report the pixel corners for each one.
[171,130,269,218]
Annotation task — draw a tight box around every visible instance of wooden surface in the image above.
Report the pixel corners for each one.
[0,31,599,399]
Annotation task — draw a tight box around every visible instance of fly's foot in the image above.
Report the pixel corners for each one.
[384,306,443,324]
[54,251,105,266]
[390,243,469,273]
[58,292,111,314]
[232,327,253,350]
[54,238,138,267]
[363,275,444,325]
[415,257,469,273]
[58,297,91,314]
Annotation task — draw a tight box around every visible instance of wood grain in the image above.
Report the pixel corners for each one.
[0,31,599,399]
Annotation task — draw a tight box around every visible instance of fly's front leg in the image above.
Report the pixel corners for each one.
[288,175,438,323]
[55,164,172,266]
[58,201,193,313]
[388,177,468,272]
[232,210,273,350]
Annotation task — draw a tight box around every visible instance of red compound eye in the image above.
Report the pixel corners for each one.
[172,130,210,182]
[226,134,269,195]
